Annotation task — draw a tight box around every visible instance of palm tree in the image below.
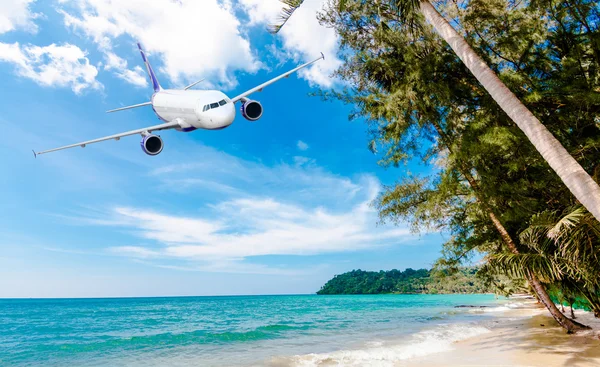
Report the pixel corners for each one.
[489,207,600,321]
[427,109,586,331]
[270,0,600,222]
[271,0,596,333]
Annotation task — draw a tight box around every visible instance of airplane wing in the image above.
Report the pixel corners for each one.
[230,53,325,103]
[33,120,181,157]
[106,101,152,113]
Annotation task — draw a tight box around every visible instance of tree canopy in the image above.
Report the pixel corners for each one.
[317,268,493,295]
[273,0,600,331]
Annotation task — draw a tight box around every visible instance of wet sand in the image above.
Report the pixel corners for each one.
[408,302,600,367]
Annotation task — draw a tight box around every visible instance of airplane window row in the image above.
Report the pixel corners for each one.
[202,99,228,112]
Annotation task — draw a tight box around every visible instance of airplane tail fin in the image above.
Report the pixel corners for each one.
[137,42,162,93]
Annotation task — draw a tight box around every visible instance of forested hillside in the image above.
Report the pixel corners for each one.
[317,268,491,295]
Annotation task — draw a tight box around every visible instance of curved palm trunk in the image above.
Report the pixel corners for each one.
[570,283,600,319]
[528,272,588,332]
[420,1,600,222]
[467,179,589,333]
[430,124,588,333]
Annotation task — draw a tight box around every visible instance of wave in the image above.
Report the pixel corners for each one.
[467,301,531,313]
[270,323,491,367]
[466,305,510,313]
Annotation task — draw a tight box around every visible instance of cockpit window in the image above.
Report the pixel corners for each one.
[202,100,228,112]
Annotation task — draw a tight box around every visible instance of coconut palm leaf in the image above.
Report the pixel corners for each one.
[548,207,586,240]
[488,252,564,284]
[269,0,423,35]
[268,0,305,34]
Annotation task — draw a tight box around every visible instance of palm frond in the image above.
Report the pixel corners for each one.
[518,211,556,254]
[548,207,585,240]
[268,0,306,34]
[392,0,423,32]
[488,252,563,283]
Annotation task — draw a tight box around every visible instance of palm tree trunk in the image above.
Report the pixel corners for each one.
[429,124,588,333]
[467,177,589,332]
[468,179,589,333]
[567,282,600,319]
[528,272,588,333]
[420,1,600,222]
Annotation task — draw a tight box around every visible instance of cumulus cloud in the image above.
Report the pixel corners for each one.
[58,0,260,88]
[106,179,407,261]
[69,147,412,272]
[0,0,38,34]
[0,42,101,93]
[297,140,309,151]
[103,51,147,87]
[241,0,283,26]
[239,0,342,87]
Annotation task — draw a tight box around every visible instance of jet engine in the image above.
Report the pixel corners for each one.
[241,100,263,121]
[140,134,164,156]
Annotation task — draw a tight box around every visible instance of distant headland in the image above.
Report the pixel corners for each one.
[317,268,491,295]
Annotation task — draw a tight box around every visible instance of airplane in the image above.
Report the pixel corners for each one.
[33,43,324,157]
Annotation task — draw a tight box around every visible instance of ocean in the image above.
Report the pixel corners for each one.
[0,294,511,366]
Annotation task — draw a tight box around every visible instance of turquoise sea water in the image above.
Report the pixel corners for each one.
[0,294,510,366]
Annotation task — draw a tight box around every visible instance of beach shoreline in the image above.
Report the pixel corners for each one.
[271,298,600,367]
[406,300,600,367]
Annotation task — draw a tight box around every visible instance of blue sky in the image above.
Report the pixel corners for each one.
[0,0,443,298]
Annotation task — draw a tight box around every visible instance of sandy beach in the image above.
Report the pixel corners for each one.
[268,297,600,367]
[408,301,600,367]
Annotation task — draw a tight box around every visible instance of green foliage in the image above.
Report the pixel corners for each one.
[317,0,600,318]
[317,267,494,295]
[486,206,600,316]
[274,0,600,321]
[268,0,305,34]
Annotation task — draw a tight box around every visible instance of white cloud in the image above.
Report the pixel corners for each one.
[103,51,147,87]
[239,0,342,87]
[72,150,411,270]
[109,246,159,259]
[241,0,283,25]
[293,156,314,166]
[58,0,260,88]
[55,141,412,273]
[105,179,408,261]
[0,42,101,93]
[0,0,38,34]
[297,140,309,151]
[148,144,363,206]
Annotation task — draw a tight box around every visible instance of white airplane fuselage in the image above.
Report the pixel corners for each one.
[152,89,236,132]
[33,43,323,157]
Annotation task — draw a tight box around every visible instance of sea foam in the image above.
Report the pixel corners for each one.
[273,323,491,367]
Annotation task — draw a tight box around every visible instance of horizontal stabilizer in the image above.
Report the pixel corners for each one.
[106,101,152,113]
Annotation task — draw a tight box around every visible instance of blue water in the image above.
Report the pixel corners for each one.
[0,294,509,366]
